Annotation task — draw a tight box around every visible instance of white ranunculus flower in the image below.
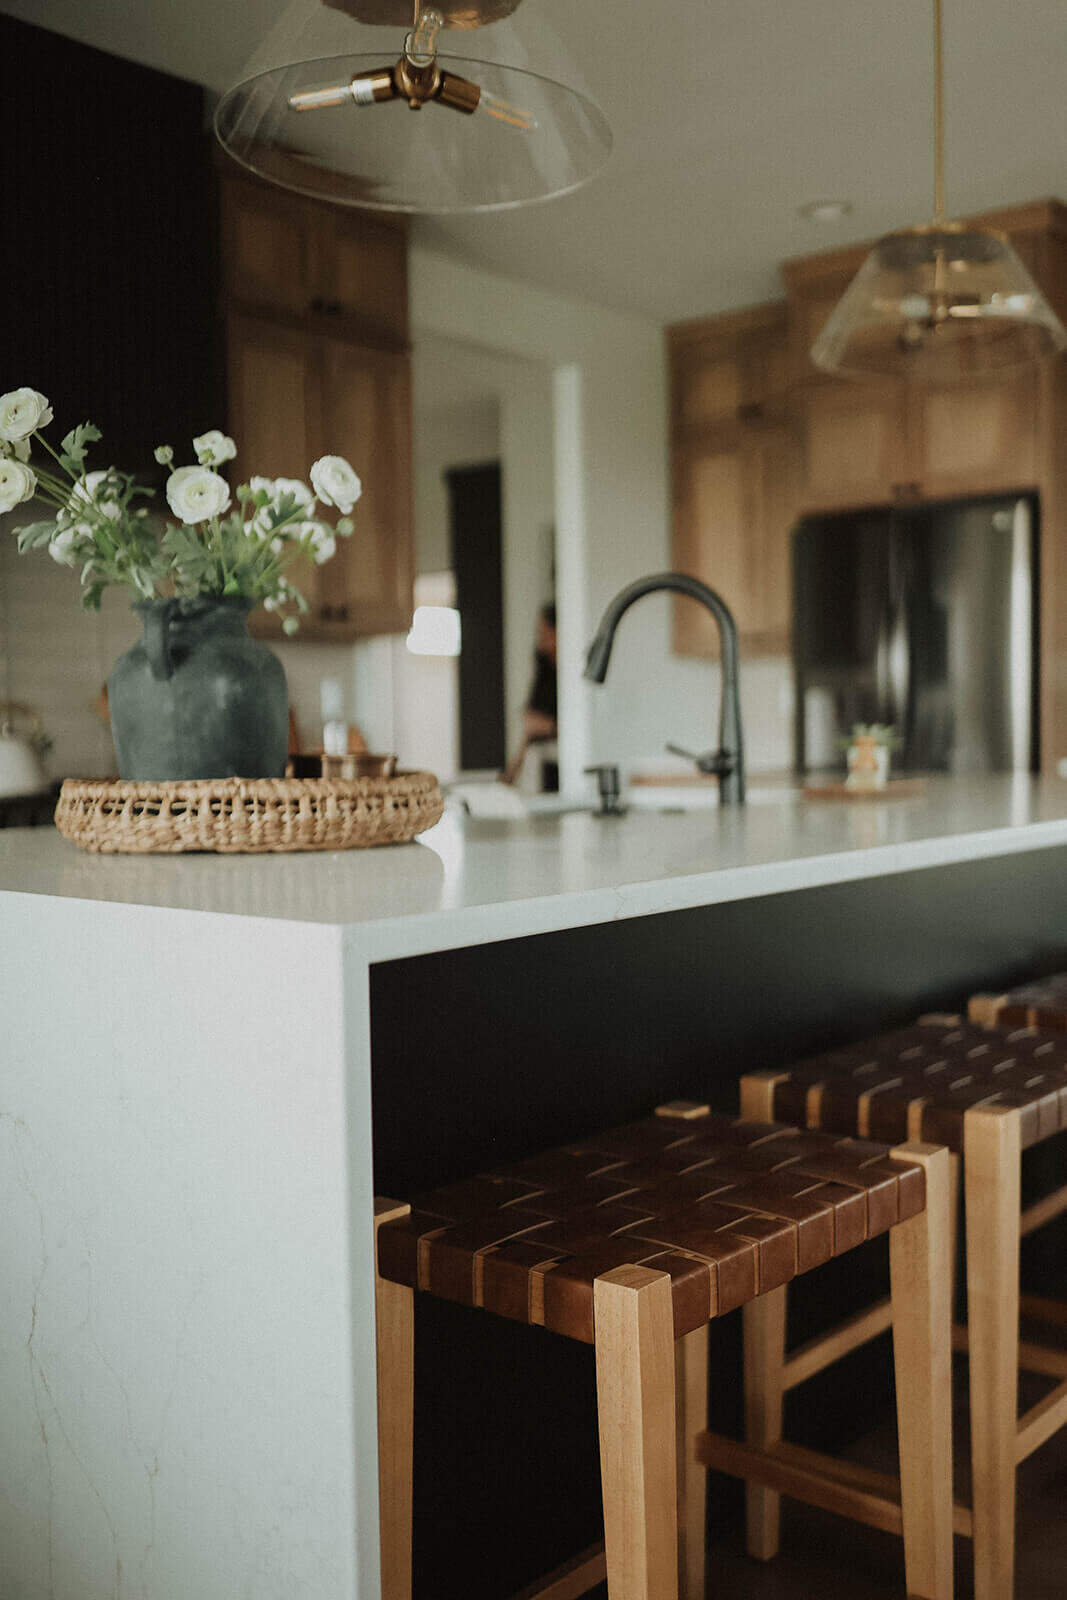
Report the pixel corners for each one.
[166,465,231,525]
[249,475,315,537]
[0,437,31,462]
[0,388,52,443]
[301,521,336,565]
[0,459,36,512]
[73,469,121,521]
[273,477,315,511]
[48,521,92,566]
[193,429,237,467]
[310,455,361,515]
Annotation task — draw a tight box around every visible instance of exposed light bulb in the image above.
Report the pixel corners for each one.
[479,88,537,131]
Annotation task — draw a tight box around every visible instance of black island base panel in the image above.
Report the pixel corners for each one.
[370,845,1067,1600]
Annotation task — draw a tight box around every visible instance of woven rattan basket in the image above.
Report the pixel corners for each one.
[54,773,444,854]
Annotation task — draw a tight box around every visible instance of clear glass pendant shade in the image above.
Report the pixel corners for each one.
[214,0,612,212]
[812,224,1067,382]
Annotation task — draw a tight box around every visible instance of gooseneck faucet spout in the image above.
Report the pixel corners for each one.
[584,571,745,804]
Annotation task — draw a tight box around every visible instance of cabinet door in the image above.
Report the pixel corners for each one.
[801,381,910,508]
[671,306,791,430]
[316,339,414,635]
[220,175,316,317]
[323,211,409,342]
[672,428,797,657]
[225,314,323,623]
[908,371,1038,497]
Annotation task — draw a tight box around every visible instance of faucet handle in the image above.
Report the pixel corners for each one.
[666,742,735,777]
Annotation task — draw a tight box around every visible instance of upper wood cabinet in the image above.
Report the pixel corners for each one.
[671,303,792,429]
[219,170,409,344]
[781,200,1064,509]
[218,165,414,641]
[672,428,799,658]
[669,305,800,658]
[225,311,414,641]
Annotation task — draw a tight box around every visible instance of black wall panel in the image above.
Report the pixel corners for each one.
[2,16,214,478]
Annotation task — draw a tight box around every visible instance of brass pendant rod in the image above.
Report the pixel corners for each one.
[932,0,946,222]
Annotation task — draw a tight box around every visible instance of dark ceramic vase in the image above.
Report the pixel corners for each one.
[108,596,289,781]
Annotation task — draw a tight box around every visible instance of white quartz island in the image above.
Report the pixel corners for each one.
[3,775,1067,1600]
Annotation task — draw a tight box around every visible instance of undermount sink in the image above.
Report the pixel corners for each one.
[627,782,796,810]
[522,783,797,816]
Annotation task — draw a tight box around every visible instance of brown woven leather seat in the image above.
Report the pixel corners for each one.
[376,1107,926,1344]
[375,1104,951,1600]
[971,971,1067,1032]
[759,1017,1067,1152]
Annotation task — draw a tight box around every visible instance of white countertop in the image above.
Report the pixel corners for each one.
[3,774,1067,959]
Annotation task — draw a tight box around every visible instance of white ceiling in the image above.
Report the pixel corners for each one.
[6,0,1067,322]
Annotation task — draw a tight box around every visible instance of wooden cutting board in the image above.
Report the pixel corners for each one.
[803,779,926,801]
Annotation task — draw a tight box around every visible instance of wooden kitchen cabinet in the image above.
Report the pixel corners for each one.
[672,425,799,657]
[218,165,414,640]
[801,380,910,508]
[906,369,1038,498]
[669,304,800,657]
[671,302,792,428]
[226,312,414,640]
[219,171,409,344]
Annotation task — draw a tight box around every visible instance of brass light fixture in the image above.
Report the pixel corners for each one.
[812,0,1067,381]
[214,0,612,213]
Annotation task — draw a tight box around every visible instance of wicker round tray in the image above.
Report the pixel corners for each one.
[54,773,444,854]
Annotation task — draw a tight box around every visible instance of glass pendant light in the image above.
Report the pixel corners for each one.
[812,0,1066,381]
[214,0,612,213]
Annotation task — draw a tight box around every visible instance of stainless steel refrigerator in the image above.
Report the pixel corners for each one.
[793,494,1038,774]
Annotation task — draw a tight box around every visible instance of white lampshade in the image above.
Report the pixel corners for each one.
[214,0,612,213]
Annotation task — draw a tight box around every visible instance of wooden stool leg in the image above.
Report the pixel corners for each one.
[739,1070,790,1562]
[375,1200,415,1600]
[742,1288,786,1560]
[675,1324,708,1598]
[965,1106,1022,1600]
[594,1266,679,1600]
[889,1143,954,1600]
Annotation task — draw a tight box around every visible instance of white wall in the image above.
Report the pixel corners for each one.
[0,525,138,781]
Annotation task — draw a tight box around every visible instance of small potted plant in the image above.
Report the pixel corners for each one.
[0,386,360,781]
[842,722,902,790]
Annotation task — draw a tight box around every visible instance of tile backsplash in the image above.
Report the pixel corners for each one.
[0,535,138,780]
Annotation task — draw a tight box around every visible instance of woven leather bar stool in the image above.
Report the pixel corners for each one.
[970,970,1067,1032]
[374,1103,952,1600]
[743,1016,1067,1600]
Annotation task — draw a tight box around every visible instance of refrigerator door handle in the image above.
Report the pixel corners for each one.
[883,526,911,732]
[1009,498,1033,771]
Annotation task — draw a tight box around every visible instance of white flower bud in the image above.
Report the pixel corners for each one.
[154,445,174,465]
